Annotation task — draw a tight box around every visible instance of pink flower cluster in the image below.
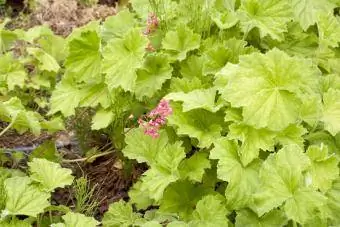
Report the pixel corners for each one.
[143,13,159,52]
[144,13,159,35]
[138,99,172,138]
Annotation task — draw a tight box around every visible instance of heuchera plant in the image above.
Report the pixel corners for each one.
[0,0,340,226]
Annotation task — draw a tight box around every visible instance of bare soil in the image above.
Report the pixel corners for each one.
[4,0,117,36]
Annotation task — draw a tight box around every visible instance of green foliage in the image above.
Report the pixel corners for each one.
[1,0,340,226]
[0,159,75,225]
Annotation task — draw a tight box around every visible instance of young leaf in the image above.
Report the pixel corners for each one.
[0,97,41,135]
[159,181,211,220]
[166,88,222,112]
[78,83,111,109]
[0,19,18,53]
[210,139,261,209]
[210,8,239,30]
[235,209,288,227]
[54,212,100,227]
[306,144,339,192]
[291,0,337,31]
[27,47,60,73]
[0,54,27,91]
[65,31,101,82]
[102,200,144,227]
[4,177,50,217]
[202,44,232,75]
[162,24,201,61]
[101,10,137,42]
[49,79,82,117]
[28,158,74,192]
[317,13,340,48]
[189,195,230,227]
[237,0,292,41]
[103,28,148,92]
[321,88,340,136]
[168,104,224,148]
[179,152,211,182]
[217,49,321,131]
[253,145,328,224]
[227,123,276,166]
[139,141,186,201]
[91,108,114,130]
[135,54,173,99]
[123,128,169,164]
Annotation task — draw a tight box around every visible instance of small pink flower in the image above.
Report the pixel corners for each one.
[138,99,172,138]
[146,42,156,52]
[143,13,159,35]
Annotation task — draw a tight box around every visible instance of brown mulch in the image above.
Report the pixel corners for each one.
[0,130,52,149]
[83,155,147,214]
[4,0,117,37]
[53,154,147,217]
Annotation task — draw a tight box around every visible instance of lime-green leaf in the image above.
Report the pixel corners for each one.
[168,104,224,148]
[190,195,229,227]
[284,188,327,225]
[0,19,18,53]
[166,88,221,112]
[65,31,101,82]
[28,158,74,192]
[135,54,172,99]
[29,141,61,163]
[317,13,340,48]
[159,181,211,220]
[180,55,204,80]
[179,152,211,182]
[103,28,148,92]
[321,88,340,136]
[37,33,67,62]
[101,10,137,41]
[123,128,169,164]
[78,83,111,109]
[60,212,100,227]
[326,178,340,224]
[91,108,114,130]
[102,200,143,227]
[210,139,261,209]
[169,77,204,93]
[4,177,50,217]
[291,0,337,31]
[235,209,288,227]
[0,54,27,91]
[27,47,60,73]
[254,145,327,224]
[23,25,54,43]
[237,0,292,41]
[140,141,186,201]
[128,181,154,210]
[306,144,339,192]
[211,8,239,30]
[0,218,32,227]
[218,49,321,131]
[162,25,201,61]
[140,168,179,202]
[228,123,276,166]
[41,117,65,133]
[274,124,308,148]
[202,44,233,75]
[49,79,82,117]
[0,97,41,135]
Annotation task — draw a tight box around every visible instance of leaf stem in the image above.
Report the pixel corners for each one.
[62,150,114,163]
[0,121,14,137]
